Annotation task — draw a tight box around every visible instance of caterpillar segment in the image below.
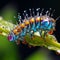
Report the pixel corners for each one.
[8,8,56,45]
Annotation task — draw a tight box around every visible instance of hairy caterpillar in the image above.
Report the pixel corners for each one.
[8,8,58,45]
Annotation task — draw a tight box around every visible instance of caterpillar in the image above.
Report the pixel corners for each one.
[8,8,57,45]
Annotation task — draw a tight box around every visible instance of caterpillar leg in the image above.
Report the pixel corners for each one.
[15,39,20,45]
[43,30,48,38]
[19,28,26,41]
[30,30,34,39]
[19,36,24,41]
[38,29,42,37]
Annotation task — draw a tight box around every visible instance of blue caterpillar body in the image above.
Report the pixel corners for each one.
[8,8,56,42]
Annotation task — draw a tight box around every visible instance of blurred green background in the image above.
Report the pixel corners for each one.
[0,5,20,60]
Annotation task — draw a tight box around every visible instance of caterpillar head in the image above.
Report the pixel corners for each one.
[8,32,15,41]
[8,32,19,41]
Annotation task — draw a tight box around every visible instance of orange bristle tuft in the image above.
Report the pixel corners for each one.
[13,29,19,35]
[20,23,25,28]
[25,20,30,25]
[36,17,40,22]
[29,18,35,23]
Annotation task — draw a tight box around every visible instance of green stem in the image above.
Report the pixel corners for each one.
[25,33,60,51]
